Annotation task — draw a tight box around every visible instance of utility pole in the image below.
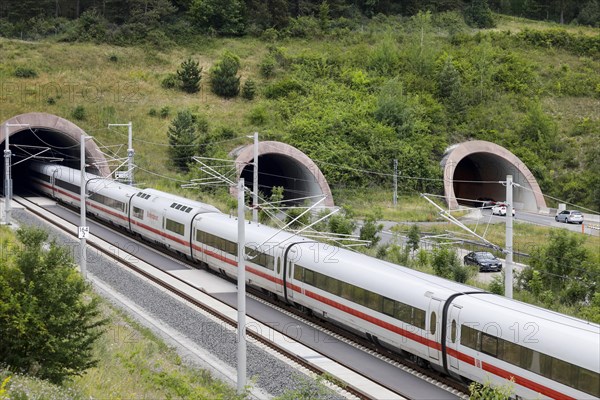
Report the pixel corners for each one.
[252,132,258,223]
[3,123,30,225]
[505,175,513,299]
[393,159,398,207]
[236,178,246,394]
[108,122,134,185]
[79,133,90,279]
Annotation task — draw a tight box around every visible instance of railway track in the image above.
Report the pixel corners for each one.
[13,195,469,399]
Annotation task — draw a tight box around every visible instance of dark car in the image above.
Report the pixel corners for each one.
[463,251,502,272]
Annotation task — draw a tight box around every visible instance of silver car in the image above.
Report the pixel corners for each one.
[555,210,584,224]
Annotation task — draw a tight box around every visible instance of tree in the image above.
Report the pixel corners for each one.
[177,58,202,94]
[210,52,241,98]
[189,0,246,35]
[518,230,596,305]
[0,227,106,384]
[465,0,496,28]
[407,224,421,252]
[359,209,383,248]
[167,110,198,172]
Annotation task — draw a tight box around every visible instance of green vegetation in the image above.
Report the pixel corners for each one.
[0,227,106,384]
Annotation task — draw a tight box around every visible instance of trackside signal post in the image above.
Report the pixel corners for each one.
[3,123,30,225]
[237,178,246,394]
[505,175,514,299]
[79,133,90,279]
[108,122,134,185]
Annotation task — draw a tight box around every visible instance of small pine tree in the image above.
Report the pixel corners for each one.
[177,58,202,94]
[241,79,257,100]
[210,52,241,98]
[167,110,198,172]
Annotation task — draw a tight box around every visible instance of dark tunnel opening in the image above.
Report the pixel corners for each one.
[240,153,321,206]
[1,128,89,196]
[453,153,509,206]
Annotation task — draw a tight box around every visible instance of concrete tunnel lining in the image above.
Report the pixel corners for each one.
[1,113,110,194]
[232,141,334,207]
[442,141,547,211]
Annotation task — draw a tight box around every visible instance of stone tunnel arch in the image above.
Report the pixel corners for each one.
[231,141,334,207]
[1,112,110,194]
[441,140,547,212]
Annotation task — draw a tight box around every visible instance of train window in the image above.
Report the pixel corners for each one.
[294,265,304,281]
[315,272,327,290]
[352,286,366,306]
[382,297,394,317]
[276,258,281,274]
[365,291,381,312]
[288,261,292,278]
[460,325,478,350]
[539,352,553,377]
[245,247,274,271]
[170,203,176,208]
[395,303,412,324]
[413,309,426,330]
[451,320,457,343]
[429,312,437,335]
[578,366,600,397]
[165,219,185,236]
[499,338,521,366]
[339,282,352,300]
[55,179,79,193]
[481,333,498,357]
[88,192,125,212]
[175,204,183,210]
[305,269,315,286]
[133,206,144,219]
[185,207,192,213]
[324,277,340,296]
[551,357,574,387]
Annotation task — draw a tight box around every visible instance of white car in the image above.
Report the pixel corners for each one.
[491,203,515,216]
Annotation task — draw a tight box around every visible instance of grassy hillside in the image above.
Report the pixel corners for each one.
[0,13,598,213]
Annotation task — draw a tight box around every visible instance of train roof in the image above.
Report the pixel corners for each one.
[140,188,221,214]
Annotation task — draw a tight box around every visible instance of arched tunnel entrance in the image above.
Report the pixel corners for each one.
[442,141,547,211]
[1,113,109,196]
[232,141,334,207]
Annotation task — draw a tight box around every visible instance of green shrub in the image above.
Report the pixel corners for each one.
[259,55,277,78]
[263,78,306,99]
[159,106,170,118]
[464,0,496,29]
[241,79,257,100]
[72,105,86,120]
[14,67,37,78]
[285,16,320,38]
[148,108,158,117]
[108,53,119,62]
[161,73,179,89]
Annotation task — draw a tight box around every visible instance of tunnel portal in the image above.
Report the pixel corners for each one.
[1,113,109,195]
[232,141,334,207]
[442,141,547,211]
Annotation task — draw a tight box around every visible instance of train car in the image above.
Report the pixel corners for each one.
[454,295,600,399]
[85,176,138,230]
[128,188,219,257]
[281,240,485,370]
[31,162,82,207]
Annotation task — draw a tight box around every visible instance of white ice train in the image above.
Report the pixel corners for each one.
[30,162,600,399]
